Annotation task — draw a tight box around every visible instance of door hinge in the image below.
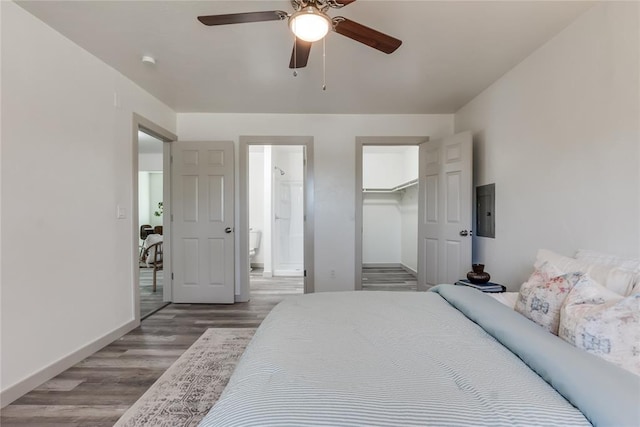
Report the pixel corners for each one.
[171,214,174,222]
[170,155,173,163]
[304,270,307,277]
[171,273,174,280]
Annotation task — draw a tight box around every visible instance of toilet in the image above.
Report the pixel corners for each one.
[249,229,261,270]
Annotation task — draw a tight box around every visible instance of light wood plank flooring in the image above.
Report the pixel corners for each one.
[2,270,418,426]
[361,266,417,291]
[1,276,302,427]
[139,269,168,319]
[249,267,304,297]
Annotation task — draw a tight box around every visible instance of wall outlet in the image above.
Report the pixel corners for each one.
[330,269,336,279]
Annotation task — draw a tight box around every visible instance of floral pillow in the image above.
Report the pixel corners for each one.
[559,279,640,376]
[515,262,584,334]
[535,249,640,296]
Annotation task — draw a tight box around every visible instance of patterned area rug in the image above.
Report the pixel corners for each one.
[115,328,256,427]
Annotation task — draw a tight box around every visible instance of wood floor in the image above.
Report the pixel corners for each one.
[1,269,417,426]
[1,276,302,427]
[139,268,168,319]
[361,266,417,291]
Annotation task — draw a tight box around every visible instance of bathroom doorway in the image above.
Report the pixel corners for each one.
[247,144,305,296]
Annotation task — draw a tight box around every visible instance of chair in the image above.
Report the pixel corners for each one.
[143,241,163,292]
[139,224,154,240]
[139,225,154,262]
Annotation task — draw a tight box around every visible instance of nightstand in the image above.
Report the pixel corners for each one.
[454,279,506,293]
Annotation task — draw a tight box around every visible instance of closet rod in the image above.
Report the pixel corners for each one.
[363,179,418,193]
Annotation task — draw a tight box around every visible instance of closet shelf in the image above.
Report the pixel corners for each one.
[363,179,418,193]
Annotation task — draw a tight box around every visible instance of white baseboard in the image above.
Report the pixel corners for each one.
[400,264,417,276]
[362,263,417,277]
[273,270,304,277]
[235,293,249,303]
[362,263,402,268]
[0,319,138,408]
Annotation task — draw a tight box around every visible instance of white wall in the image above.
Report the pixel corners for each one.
[272,146,304,274]
[362,193,402,264]
[362,189,417,271]
[363,146,418,189]
[454,2,639,290]
[138,172,163,229]
[138,172,151,227]
[262,146,274,276]
[362,146,419,267]
[249,150,265,265]
[400,185,418,272]
[177,114,454,292]
[249,146,305,271]
[401,147,419,185]
[138,152,163,171]
[148,172,163,227]
[1,1,176,404]
[138,153,163,231]
[363,151,404,189]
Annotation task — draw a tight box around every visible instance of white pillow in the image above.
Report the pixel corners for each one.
[559,278,640,376]
[535,249,640,296]
[534,249,588,274]
[575,249,640,272]
[515,262,584,334]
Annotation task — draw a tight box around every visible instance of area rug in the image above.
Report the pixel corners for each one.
[114,328,256,427]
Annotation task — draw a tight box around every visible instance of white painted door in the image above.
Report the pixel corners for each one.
[171,141,235,303]
[417,132,472,289]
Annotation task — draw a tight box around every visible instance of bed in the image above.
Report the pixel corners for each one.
[199,250,640,427]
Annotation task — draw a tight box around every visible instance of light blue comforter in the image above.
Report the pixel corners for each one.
[432,285,640,427]
[199,287,639,426]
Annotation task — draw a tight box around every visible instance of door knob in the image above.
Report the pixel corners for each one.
[459,230,469,236]
[225,227,233,234]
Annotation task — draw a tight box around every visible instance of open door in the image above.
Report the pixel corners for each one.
[417,131,472,289]
[171,141,235,303]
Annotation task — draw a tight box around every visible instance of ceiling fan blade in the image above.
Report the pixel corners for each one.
[329,0,357,7]
[332,17,402,54]
[289,38,312,69]
[198,11,287,26]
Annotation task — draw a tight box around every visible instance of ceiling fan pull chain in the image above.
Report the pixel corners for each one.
[293,34,298,77]
[322,37,327,90]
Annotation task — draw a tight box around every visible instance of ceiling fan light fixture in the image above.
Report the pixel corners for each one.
[289,7,331,42]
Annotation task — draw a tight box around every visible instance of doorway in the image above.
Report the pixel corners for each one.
[355,136,428,291]
[248,145,304,296]
[239,136,314,302]
[361,145,419,291]
[137,130,168,318]
[133,114,176,323]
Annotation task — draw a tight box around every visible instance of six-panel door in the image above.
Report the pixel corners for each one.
[171,141,235,303]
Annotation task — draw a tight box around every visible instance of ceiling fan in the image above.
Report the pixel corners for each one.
[197,0,402,69]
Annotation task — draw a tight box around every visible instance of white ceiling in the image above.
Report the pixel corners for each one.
[17,1,594,114]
